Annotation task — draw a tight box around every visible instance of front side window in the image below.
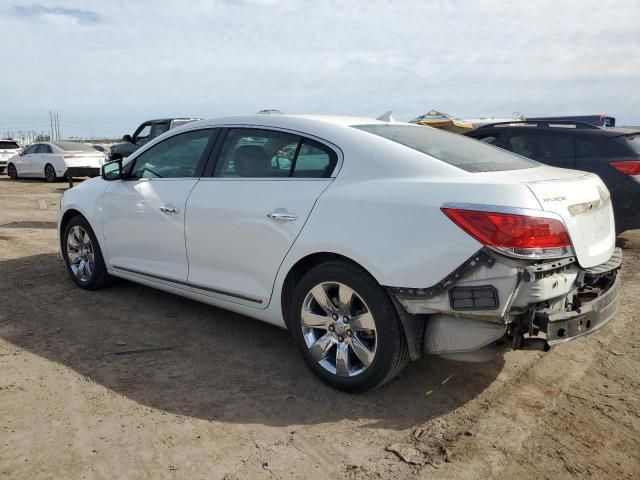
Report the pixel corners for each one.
[23,144,39,154]
[134,123,152,143]
[129,129,213,179]
[354,124,536,172]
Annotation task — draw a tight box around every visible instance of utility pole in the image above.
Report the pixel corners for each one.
[49,110,54,140]
[56,112,61,140]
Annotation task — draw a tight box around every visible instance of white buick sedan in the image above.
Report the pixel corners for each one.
[58,115,621,391]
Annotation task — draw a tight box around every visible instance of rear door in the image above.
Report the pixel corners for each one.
[185,127,338,307]
[35,144,53,177]
[505,131,576,169]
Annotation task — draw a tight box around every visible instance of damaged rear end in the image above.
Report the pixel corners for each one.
[390,170,621,361]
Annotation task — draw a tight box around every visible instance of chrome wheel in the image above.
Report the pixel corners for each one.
[66,226,94,282]
[301,281,377,377]
[44,164,56,182]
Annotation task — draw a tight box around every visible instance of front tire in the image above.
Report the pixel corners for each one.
[62,215,113,289]
[44,163,58,182]
[289,260,409,392]
[7,163,18,180]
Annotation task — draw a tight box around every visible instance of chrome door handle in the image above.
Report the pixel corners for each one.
[267,210,297,221]
[159,206,179,215]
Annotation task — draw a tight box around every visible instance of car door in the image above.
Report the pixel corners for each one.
[15,144,38,175]
[101,128,218,282]
[185,127,339,307]
[504,131,576,168]
[131,122,153,148]
[35,144,54,177]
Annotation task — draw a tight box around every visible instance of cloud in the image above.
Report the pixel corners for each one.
[12,4,101,24]
[2,0,639,137]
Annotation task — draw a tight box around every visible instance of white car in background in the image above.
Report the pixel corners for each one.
[7,141,108,182]
[0,139,22,175]
[58,115,621,392]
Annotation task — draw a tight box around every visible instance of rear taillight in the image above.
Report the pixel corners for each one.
[609,160,640,181]
[441,207,573,259]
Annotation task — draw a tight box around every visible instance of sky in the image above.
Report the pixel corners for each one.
[1,0,639,138]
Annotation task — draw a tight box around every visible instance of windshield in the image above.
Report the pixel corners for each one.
[0,141,20,150]
[353,124,538,172]
[53,141,99,152]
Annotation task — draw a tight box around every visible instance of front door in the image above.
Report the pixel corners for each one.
[101,128,217,282]
[17,144,39,175]
[185,128,338,307]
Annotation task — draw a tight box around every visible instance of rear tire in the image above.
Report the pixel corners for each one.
[289,260,409,392]
[62,215,113,289]
[7,163,18,180]
[44,163,57,183]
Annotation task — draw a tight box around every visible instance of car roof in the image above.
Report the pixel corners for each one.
[188,114,409,131]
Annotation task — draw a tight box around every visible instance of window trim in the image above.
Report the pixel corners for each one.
[200,125,343,180]
[123,127,221,181]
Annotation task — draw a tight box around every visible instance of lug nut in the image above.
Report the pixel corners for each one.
[346,330,353,337]
[332,313,338,320]
[337,335,344,342]
[343,317,349,323]
[329,325,335,332]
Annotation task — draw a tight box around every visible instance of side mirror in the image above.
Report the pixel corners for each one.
[101,159,123,181]
[122,134,132,142]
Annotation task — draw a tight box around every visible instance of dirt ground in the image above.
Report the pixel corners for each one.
[0,176,639,480]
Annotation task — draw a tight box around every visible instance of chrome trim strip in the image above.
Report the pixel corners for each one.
[111,265,263,304]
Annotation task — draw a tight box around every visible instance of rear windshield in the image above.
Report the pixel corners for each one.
[53,141,98,152]
[0,141,19,149]
[353,124,538,172]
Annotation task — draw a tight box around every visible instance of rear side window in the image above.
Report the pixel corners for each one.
[624,135,640,154]
[506,132,574,167]
[471,133,501,145]
[213,129,337,178]
[576,136,630,158]
[37,144,53,154]
[353,124,536,172]
[0,141,19,149]
[292,139,337,178]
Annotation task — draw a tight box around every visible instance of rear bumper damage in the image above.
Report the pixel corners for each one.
[388,247,621,361]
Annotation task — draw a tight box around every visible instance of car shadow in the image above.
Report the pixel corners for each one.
[0,253,504,430]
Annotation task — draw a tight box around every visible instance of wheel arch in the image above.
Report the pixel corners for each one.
[279,251,422,360]
[59,207,106,258]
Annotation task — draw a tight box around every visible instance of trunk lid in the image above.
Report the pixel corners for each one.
[525,171,615,268]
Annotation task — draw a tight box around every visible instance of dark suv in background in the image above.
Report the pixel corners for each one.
[465,121,640,233]
[110,117,201,160]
